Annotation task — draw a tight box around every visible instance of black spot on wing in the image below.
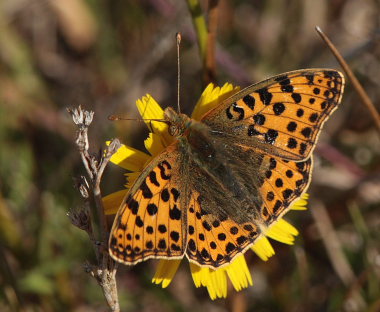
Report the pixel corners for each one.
[296,109,304,117]
[273,103,285,115]
[301,127,312,138]
[243,95,255,110]
[161,188,170,202]
[226,107,233,120]
[140,180,153,199]
[256,87,273,105]
[281,85,294,93]
[265,129,278,144]
[135,216,144,227]
[287,121,297,132]
[305,74,314,85]
[149,171,159,186]
[147,203,158,216]
[158,224,167,233]
[158,161,171,180]
[171,188,180,202]
[248,125,260,137]
[127,196,139,215]
[253,114,266,125]
[287,138,298,149]
[273,200,282,214]
[324,70,340,79]
[232,102,245,120]
[291,93,302,103]
[169,205,181,220]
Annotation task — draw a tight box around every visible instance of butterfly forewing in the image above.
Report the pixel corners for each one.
[202,69,344,161]
[109,144,187,265]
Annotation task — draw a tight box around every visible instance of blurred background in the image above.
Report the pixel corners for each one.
[1,0,380,311]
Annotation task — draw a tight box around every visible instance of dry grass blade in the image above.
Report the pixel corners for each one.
[311,201,366,311]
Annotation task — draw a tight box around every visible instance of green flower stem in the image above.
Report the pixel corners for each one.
[186,0,208,63]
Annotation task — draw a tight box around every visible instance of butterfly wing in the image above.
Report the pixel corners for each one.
[186,189,261,268]
[257,155,312,223]
[201,69,344,161]
[109,144,188,265]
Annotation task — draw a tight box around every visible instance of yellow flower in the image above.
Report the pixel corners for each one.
[103,83,309,299]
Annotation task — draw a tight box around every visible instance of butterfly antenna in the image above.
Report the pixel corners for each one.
[176,32,181,113]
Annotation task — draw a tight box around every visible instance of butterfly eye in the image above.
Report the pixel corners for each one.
[169,125,180,137]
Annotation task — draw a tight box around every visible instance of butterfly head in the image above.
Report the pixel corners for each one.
[164,107,192,137]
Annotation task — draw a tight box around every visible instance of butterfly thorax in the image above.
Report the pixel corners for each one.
[164,107,216,159]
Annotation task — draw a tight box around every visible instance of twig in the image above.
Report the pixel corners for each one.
[67,106,121,312]
[316,26,380,135]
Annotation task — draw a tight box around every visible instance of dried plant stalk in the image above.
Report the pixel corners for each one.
[68,106,121,312]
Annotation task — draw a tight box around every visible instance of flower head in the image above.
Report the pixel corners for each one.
[103,83,308,299]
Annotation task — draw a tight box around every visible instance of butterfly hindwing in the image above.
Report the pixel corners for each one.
[109,144,187,265]
[183,146,311,268]
[202,69,344,161]
[186,190,261,268]
[258,155,312,223]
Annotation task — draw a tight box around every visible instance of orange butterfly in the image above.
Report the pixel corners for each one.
[109,69,344,269]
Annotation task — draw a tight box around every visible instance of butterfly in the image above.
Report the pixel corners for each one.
[109,69,344,269]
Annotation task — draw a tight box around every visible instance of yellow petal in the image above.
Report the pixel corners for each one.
[219,82,240,101]
[191,83,216,120]
[208,269,227,299]
[225,255,253,291]
[191,83,240,120]
[144,132,166,157]
[265,219,299,245]
[125,171,141,189]
[291,193,309,210]
[190,258,252,299]
[102,190,127,215]
[109,143,150,172]
[189,263,209,287]
[152,259,181,288]
[190,263,227,300]
[251,236,275,261]
[136,95,173,146]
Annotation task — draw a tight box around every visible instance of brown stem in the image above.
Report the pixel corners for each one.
[68,106,121,311]
[100,255,120,312]
[316,26,380,135]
